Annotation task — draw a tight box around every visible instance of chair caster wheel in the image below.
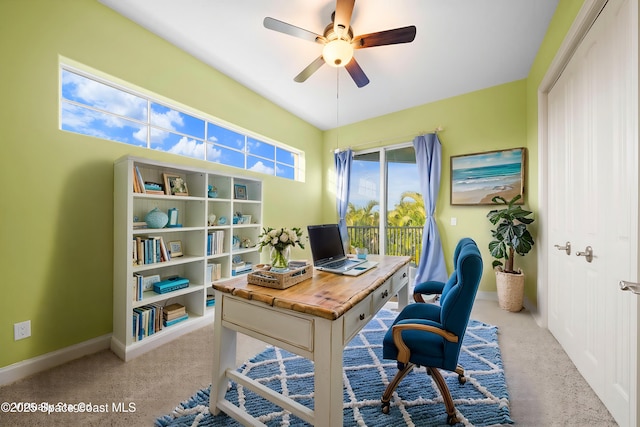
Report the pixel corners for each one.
[458,374,466,384]
[447,414,458,425]
[381,401,390,414]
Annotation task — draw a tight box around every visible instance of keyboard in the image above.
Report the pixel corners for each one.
[322,259,349,269]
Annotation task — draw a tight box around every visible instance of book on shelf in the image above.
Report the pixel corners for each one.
[206,295,215,307]
[134,165,146,194]
[132,236,170,266]
[164,302,185,313]
[207,230,225,256]
[163,303,186,319]
[206,263,222,283]
[132,303,165,341]
[144,182,164,194]
[133,165,141,193]
[153,277,189,294]
[164,310,187,321]
[232,262,252,276]
[163,313,188,327]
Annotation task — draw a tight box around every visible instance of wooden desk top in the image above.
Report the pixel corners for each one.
[212,255,410,320]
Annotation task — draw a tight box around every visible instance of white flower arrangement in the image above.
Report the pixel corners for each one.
[258,226,305,252]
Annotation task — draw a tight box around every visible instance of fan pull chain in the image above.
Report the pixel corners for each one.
[336,68,340,150]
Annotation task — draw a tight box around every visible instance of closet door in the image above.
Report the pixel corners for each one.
[547,0,638,425]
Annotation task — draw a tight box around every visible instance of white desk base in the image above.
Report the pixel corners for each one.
[209,264,409,427]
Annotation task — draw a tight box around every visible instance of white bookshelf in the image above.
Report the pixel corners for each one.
[112,156,263,361]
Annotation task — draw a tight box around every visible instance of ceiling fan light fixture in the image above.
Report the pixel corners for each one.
[322,39,353,67]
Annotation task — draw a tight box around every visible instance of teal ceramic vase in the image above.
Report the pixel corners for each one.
[145,208,168,229]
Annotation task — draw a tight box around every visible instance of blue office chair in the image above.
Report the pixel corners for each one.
[413,237,476,303]
[381,238,483,425]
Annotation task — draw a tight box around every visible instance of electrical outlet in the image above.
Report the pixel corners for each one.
[14,320,31,340]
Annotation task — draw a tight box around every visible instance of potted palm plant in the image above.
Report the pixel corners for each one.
[486,194,535,311]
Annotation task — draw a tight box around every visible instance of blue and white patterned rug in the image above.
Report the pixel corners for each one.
[156,308,513,426]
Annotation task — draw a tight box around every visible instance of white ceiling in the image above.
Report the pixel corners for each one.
[99,0,559,130]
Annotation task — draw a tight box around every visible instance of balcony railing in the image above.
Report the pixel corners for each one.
[347,225,423,265]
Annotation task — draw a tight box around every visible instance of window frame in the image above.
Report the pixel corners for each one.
[352,141,418,255]
[59,62,303,181]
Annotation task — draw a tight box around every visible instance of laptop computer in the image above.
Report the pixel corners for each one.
[307,224,376,275]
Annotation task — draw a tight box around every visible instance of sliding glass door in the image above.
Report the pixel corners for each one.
[348,144,423,263]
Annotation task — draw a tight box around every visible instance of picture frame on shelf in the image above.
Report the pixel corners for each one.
[167,208,179,226]
[241,214,252,224]
[234,183,247,200]
[163,173,189,196]
[168,240,183,257]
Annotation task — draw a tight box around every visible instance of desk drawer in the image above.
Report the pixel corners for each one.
[343,295,372,344]
[372,280,393,313]
[391,266,409,294]
[222,296,314,352]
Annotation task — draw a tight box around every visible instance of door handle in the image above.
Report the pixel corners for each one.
[554,241,571,255]
[620,281,640,294]
[576,246,593,263]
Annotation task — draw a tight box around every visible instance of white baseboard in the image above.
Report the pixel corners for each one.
[0,334,111,386]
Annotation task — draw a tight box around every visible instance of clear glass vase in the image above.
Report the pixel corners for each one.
[270,246,291,271]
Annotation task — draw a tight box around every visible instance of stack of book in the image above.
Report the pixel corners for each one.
[206,295,215,307]
[143,182,165,195]
[163,303,188,327]
[232,261,252,276]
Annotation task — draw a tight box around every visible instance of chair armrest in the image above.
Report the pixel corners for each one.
[392,322,459,364]
[413,280,445,302]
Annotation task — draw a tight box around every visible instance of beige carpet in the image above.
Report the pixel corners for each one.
[0,299,618,426]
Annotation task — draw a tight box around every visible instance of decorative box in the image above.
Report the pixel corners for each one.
[247,265,313,289]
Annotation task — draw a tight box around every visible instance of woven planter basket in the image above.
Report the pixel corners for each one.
[495,268,524,312]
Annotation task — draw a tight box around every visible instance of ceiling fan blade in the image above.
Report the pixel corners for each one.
[294,56,325,83]
[345,57,370,88]
[352,25,417,49]
[264,17,325,44]
[334,0,355,34]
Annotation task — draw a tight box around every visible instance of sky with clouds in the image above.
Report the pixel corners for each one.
[350,154,420,213]
[60,69,296,179]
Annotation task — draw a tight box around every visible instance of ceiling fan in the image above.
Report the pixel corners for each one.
[263,0,417,88]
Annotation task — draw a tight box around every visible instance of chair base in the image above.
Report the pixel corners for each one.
[381,363,466,425]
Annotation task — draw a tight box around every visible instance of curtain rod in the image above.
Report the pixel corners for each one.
[332,126,444,153]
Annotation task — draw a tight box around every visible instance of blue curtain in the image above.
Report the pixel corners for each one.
[334,149,353,253]
[413,134,447,284]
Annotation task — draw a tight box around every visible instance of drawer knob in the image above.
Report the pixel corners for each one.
[381,290,389,298]
[402,272,407,278]
[359,313,365,321]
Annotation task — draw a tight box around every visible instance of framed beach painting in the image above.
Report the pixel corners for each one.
[450,148,525,205]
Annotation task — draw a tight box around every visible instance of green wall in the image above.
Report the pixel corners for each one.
[0,0,323,368]
[0,0,586,369]
[322,80,529,293]
[322,0,586,304]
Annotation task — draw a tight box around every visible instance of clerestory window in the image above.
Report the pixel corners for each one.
[60,65,302,181]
